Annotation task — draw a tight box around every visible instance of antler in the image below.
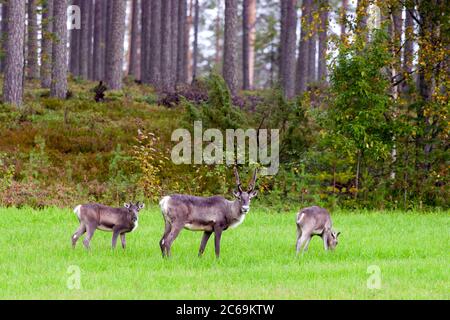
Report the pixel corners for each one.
[247,168,258,192]
[234,166,243,192]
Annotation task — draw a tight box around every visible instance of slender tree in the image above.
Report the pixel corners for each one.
[160,0,172,91]
[403,4,415,81]
[296,0,311,94]
[106,0,126,90]
[243,0,256,90]
[223,0,239,95]
[51,0,68,99]
[355,0,369,39]
[280,0,297,98]
[27,0,39,79]
[93,0,106,80]
[41,0,54,88]
[308,0,317,83]
[177,0,188,84]
[318,0,329,82]
[3,0,26,106]
[79,0,90,79]
[192,0,199,81]
[141,0,151,83]
[69,0,80,76]
[171,0,179,88]
[0,2,8,72]
[104,0,113,75]
[129,0,141,79]
[149,0,161,86]
[340,0,348,43]
[87,0,94,80]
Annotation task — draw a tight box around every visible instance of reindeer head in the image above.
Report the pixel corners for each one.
[326,229,341,250]
[124,201,145,216]
[233,167,258,214]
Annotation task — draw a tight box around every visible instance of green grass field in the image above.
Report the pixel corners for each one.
[0,206,448,299]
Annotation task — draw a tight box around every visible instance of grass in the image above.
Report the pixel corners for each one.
[0,206,448,300]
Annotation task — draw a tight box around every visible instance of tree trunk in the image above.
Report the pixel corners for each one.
[27,0,39,79]
[280,0,297,98]
[355,0,369,40]
[340,0,348,43]
[93,0,106,81]
[192,0,199,81]
[308,0,317,84]
[104,0,113,77]
[129,0,141,79]
[242,0,256,90]
[140,0,151,83]
[402,4,415,92]
[223,0,239,95]
[160,0,172,91]
[149,0,161,86]
[3,0,26,106]
[79,0,90,79]
[41,0,54,88]
[87,0,94,80]
[69,0,80,76]
[170,0,178,88]
[177,0,188,84]
[296,0,311,94]
[51,0,68,99]
[318,0,328,82]
[0,2,8,72]
[214,0,222,67]
[105,0,126,90]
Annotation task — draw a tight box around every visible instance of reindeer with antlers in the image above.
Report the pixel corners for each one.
[158,167,258,258]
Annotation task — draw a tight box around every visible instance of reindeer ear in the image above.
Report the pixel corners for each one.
[233,190,241,198]
[336,231,341,238]
[124,203,130,209]
[138,202,145,209]
[249,189,258,198]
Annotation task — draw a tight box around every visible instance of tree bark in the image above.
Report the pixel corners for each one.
[79,0,90,79]
[170,0,178,88]
[242,0,256,90]
[280,0,297,98]
[51,0,68,99]
[87,0,94,80]
[318,0,328,82]
[177,0,188,84]
[340,0,348,43]
[149,0,161,86]
[355,0,369,40]
[296,0,311,94]
[223,0,239,95]
[93,0,106,81]
[140,0,151,83]
[69,0,80,76]
[308,0,317,83]
[104,0,113,77]
[106,0,126,90]
[192,0,199,81]
[27,0,39,79]
[41,0,54,88]
[129,0,141,79]
[3,0,26,106]
[214,0,222,67]
[0,2,8,72]
[160,0,172,91]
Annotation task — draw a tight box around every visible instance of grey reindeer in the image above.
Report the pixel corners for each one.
[72,202,144,249]
[159,167,258,258]
[296,206,340,255]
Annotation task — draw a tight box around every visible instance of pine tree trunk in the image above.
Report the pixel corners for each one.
[3,0,26,106]
[141,0,151,83]
[106,0,126,90]
[308,0,317,84]
[318,0,328,82]
[93,0,106,81]
[160,0,172,91]
[0,2,8,72]
[27,0,39,79]
[79,0,90,79]
[87,0,94,80]
[223,0,238,95]
[104,0,113,77]
[177,0,188,84]
[192,0,199,81]
[129,0,141,79]
[149,0,161,86]
[280,0,297,98]
[170,0,178,88]
[214,0,221,67]
[296,0,311,94]
[41,0,54,88]
[51,0,68,99]
[69,0,80,76]
[242,0,256,90]
[402,5,415,93]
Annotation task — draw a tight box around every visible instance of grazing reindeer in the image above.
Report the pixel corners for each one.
[72,202,144,249]
[159,167,258,258]
[296,206,340,255]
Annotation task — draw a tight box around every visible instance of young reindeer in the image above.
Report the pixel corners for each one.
[296,206,340,255]
[159,167,258,258]
[72,202,144,249]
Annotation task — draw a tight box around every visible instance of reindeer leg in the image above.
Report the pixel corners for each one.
[198,231,212,257]
[322,233,329,251]
[214,227,223,259]
[295,227,302,254]
[111,229,121,249]
[297,234,311,256]
[164,223,183,258]
[120,233,126,249]
[302,235,312,253]
[160,222,171,257]
[83,224,96,250]
[72,223,86,248]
